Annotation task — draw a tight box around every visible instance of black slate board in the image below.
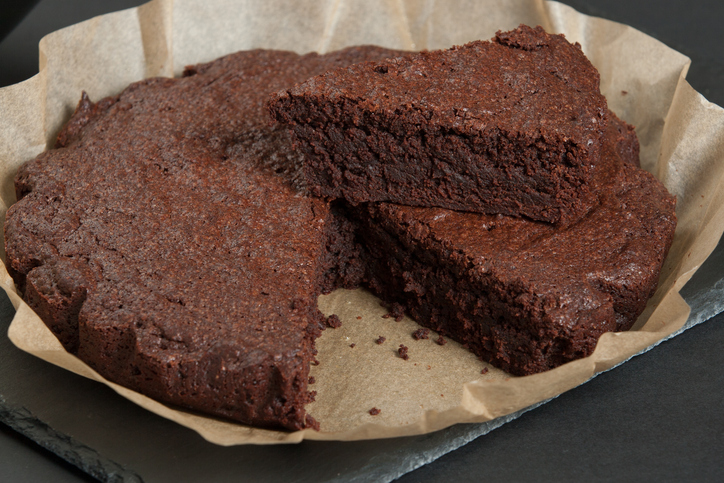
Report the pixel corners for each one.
[1,1,724,481]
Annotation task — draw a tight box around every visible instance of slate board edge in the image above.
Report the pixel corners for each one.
[0,398,143,483]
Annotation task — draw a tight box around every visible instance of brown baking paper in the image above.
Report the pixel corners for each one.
[1,0,724,445]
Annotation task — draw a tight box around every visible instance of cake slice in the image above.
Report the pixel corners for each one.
[270,25,609,225]
[351,115,676,375]
[4,46,402,431]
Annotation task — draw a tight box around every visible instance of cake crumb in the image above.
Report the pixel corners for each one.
[427,365,431,370]
[369,407,381,416]
[621,90,628,95]
[398,344,410,360]
[326,314,342,328]
[349,343,356,348]
[381,302,405,321]
[375,336,386,344]
[390,302,405,321]
[481,367,489,375]
[308,376,316,384]
[304,414,320,431]
[436,335,446,346]
[412,328,430,340]
[309,390,317,401]
[356,316,362,320]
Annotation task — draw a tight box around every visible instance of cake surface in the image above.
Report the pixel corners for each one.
[353,115,676,375]
[270,25,609,225]
[4,46,402,430]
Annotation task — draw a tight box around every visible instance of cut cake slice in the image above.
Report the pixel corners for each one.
[352,116,676,375]
[270,25,610,225]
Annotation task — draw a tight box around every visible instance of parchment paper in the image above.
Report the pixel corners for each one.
[1,0,723,445]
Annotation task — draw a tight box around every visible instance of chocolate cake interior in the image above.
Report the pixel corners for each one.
[351,116,676,375]
[270,26,609,225]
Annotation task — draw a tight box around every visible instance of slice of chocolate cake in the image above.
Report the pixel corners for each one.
[4,46,402,431]
[270,25,609,225]
[352,115,676,375]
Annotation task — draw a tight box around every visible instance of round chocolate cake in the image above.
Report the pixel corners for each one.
[4,26,676,430]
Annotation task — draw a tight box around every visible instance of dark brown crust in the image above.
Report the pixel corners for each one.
[5,46,402,431]
[351,117,676,375]
[269,25,608,225]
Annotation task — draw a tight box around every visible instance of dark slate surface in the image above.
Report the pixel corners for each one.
[1,1,723,482]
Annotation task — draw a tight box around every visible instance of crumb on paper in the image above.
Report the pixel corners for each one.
[375,336,386,344]
[369,407,381,416]
[436,335,446,346]
[398,344,409,360]
[309,390,317,401]
[390,302,405,321]
[412,328,430,340]
[356,316,362,320]
[426,365,431,370]
[326,314,342,328]
[349,343,356,348]
[621,90,628,95]
[308,376,316,384]
[481,367,489,375]
[381,302,405,321]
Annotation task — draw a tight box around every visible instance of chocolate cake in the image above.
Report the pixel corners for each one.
[4,46,403,431]
[352,115,676,375]
[269,25,609,225]
[4,28,677,431]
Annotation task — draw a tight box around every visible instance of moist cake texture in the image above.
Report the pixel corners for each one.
[4,46,402,431]
[270,25,609,225]
[352,116,676,375]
